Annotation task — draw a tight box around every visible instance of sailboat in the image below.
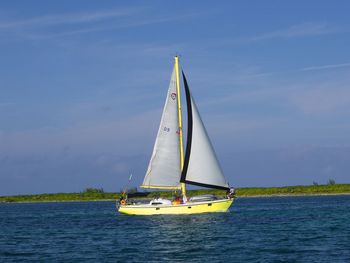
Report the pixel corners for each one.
[118,56,235,215]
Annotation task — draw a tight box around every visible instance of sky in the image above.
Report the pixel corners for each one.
[1,1,350,195]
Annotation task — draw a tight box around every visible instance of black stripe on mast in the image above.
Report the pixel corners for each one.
[180,71,193,183]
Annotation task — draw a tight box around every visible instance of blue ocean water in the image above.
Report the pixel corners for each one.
[0,195,349,262]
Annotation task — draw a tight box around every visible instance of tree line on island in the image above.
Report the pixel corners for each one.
[0,180,349,203]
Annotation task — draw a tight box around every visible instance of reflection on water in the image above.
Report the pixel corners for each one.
[0,196,349,262]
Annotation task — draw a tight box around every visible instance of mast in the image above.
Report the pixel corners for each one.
[174,56,187,197]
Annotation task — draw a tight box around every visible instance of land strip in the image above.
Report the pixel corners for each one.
[1,184,349,203]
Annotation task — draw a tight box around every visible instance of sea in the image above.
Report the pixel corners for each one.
[0,195,349,262]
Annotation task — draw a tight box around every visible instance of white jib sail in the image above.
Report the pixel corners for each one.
[141,67,181,189]
[185,96,229,189]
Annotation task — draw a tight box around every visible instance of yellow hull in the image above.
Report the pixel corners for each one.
[118,198,234,215]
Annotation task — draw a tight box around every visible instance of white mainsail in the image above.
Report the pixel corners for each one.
[141,67,181,189]
[181,74,229,190]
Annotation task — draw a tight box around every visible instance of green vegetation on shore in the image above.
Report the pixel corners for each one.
[0,188,118,203]
[1,184,350,203]
[235,184,350,196]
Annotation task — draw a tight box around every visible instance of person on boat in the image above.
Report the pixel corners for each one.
[182,195,188,204]
[172,191,182,205]
[227,188,236,199]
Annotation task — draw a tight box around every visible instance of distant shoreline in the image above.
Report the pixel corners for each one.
[1,184,350,203]
[1,193,350,204]
[238,192,350,198]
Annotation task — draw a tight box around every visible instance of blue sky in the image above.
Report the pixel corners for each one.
[1,1,350,195]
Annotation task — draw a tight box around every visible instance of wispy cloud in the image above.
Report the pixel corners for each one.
[231,62,350,80]
[301,62,350,71]
[233,62,350,79]
[0,9,137,30]
[194,59,350,118]
[229,22,341,44]
[0,8,197,41]
[26,14,194,39]
[252,22,336,41]
[230,61,350,79]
